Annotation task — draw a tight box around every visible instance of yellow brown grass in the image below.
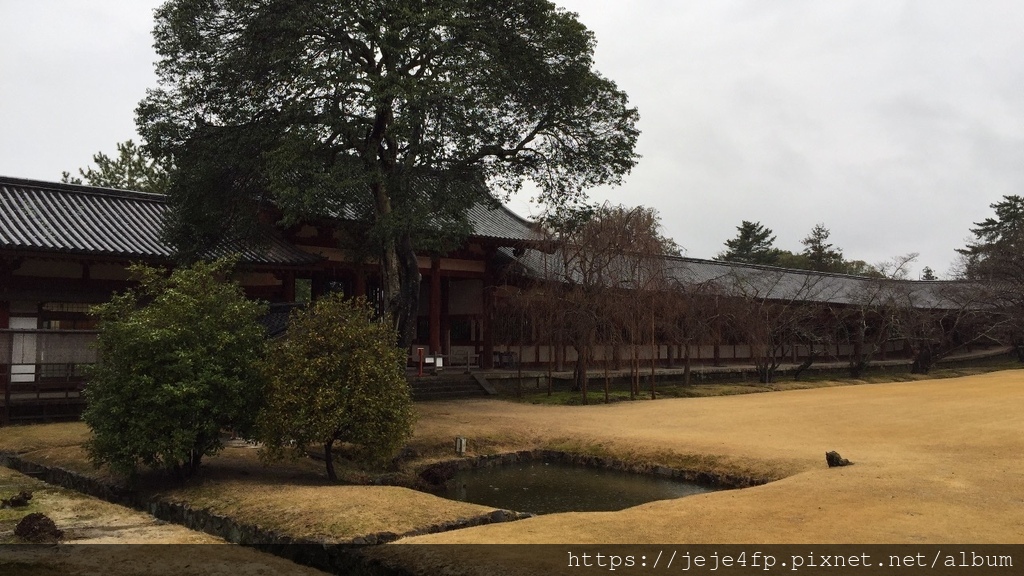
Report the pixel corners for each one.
[1,369,1022,547]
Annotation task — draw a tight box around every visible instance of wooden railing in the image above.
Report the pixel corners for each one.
[1,329,98,424]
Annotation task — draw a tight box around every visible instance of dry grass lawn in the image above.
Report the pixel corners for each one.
[406,370,1024,544]
[1,369,1022,568]
[0,467,328,575]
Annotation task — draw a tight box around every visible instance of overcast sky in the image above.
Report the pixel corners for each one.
[3,1,1023,277]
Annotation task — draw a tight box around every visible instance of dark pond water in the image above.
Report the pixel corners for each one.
[441,461,717,515]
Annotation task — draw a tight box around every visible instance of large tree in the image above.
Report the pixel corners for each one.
[137,0,640,345]
[716,220,781,265]
[957,195,1024,278]
[956,195,1024,359]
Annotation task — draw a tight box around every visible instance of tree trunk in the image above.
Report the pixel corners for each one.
[793,349,817,381]
[911,344,934,374]
[650,316,657,400]
[382,240,419,348]
[604,347,610,404]
[683,344,691,385]
[324,439,337,481]
[573,350,588,405]
[189,450,202,478]
[849,359,867,379]
[373,173,421,349]
[517,337,523,399]
[547,342,553,396]
[393,233,421,348]
[629,344,638,399]
[849,327,869,378]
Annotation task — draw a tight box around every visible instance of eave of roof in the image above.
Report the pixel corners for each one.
[0,176,321,266]
[503,248,970,310]
[464,200,542,244]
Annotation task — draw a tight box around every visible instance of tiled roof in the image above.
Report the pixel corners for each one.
[0,175,540,265]
[661,257,960,308]
[0,176,320,265]
[503,248,966,310]
[465,200,541,243]
[299,175,541,244]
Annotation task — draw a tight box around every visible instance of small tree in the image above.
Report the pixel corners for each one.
[801,223,845,273]
[257,295,414,481]
[537,203,674,403]
[835,254,917,378]
[716,221,781,265]
[62,139,170,193]
[727,268,835,383]
[84,259,267,480]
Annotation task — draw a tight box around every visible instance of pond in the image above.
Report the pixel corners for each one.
[440,461,717,515]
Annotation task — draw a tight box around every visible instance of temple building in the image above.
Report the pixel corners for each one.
[0,175,990,421]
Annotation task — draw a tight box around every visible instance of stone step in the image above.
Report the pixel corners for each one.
[409,377,489,400]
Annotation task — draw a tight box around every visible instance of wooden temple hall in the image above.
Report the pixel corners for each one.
[0,176,547,420]
[0,175,974,420]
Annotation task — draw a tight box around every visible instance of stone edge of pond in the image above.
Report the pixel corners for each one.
[0,451,529,575]
[417,449,773,491]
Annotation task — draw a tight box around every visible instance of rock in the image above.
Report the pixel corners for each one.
[390,446,420,467]
[826,451,852,467]
[14,513,63,543]
[488,509,514,523]
[418,461,459,486]
[1,490,32,508]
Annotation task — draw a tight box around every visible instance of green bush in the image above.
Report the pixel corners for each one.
[83,259,267,480]
[257,295,414,480]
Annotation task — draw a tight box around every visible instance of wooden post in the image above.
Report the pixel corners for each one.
[429,257,442,355]
[311,272,326,301]
[354,269,367,298]
[481,252,496,369]
[1,300,8,424]
[441,276,451,356]
[281,271,296,302]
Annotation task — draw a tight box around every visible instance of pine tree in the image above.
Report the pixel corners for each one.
[717,221,780,265]
[62,140,169,194]
[800,223,844,273]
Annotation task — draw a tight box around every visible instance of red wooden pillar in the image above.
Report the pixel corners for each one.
[311,272,326,301]
[481,254,496,369]
[429,257,442,354]
[354,268,367,298]
[0,300,9,329]
[281,271,296,302]
[441,276,451,356]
